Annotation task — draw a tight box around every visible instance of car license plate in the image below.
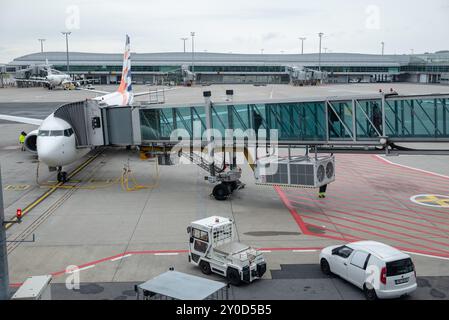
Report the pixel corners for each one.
[395,277,409,285]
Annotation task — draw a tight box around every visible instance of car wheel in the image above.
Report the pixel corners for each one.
[364,285,378,301]
[320,258,332,275]
[199,260,212,275]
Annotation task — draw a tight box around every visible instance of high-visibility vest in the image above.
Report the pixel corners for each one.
[19,135,25,143]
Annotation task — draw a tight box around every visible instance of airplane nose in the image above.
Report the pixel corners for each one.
[37,137,62,166]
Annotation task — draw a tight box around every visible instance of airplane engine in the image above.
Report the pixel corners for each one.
[24,129,38,154]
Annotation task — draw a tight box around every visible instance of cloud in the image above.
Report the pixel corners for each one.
[0,0,448,62]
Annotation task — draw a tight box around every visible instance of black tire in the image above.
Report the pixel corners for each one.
[57,171,66,183]
[229,181,238,192]
[320,259,332,275]
[364,285,378,301]
[213,183,229,201]
[226,267,241,286]
[199,260,212,275]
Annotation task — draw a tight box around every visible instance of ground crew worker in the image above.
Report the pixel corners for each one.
[318,184,327,198]
[19,131,26,151]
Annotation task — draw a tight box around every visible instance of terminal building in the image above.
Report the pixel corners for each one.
[6,50,449,85]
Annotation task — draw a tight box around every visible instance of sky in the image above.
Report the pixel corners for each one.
[1,0,448,63]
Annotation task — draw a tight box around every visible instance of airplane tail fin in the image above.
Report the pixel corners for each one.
[117,35,133,102]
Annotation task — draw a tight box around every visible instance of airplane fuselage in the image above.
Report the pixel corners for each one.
[46,74,72,88]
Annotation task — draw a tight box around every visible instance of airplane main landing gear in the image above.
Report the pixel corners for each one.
[57,167,68,183]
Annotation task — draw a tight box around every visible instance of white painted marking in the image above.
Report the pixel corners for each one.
[110,254,132,262]
[154,252,179,256]
[403,251,449,261]
[66,265,96,273]
[375,155,449,180]
[3,146,21,150]
[292,249,318,253]
[259,250,272,253]
[410,194,449,208]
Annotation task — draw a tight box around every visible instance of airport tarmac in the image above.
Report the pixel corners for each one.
[0,82,449,105]
[1,83,449,300]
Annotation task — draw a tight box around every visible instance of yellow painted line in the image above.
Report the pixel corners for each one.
[4,152,101,230]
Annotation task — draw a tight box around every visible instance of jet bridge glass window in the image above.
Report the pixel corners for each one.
[192,228,209,242]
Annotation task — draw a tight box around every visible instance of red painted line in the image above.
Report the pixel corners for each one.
[287,190,449,222]
[292,203,449,250]
[51,249,188,277]
[9,283,22,288]
[336,169,449,193]
[295,211,449,256]
[336,158,449,190]
[275,186,449,258]
[274,186,310,234]
[288,193,449,233]
[258,247,323,252]
[127,249,188,255]
[373,155,449,181]
[305,223,362,242]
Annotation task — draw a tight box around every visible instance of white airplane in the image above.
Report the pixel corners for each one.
[0,35,170,182]
[15,60,88,90]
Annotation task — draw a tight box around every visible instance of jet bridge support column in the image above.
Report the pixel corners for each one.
[203,91,215,177]
[226,90,237,170]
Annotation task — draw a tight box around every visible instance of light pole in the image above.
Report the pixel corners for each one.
[298,37,306,54]
[190,32,195,74]
[381,41,385,55]
[318,32,324,83]
[180,37,188,53]
[38,38,46,53]
[61,32,71,73]
[318,32,323,72]
[0,167,10,300]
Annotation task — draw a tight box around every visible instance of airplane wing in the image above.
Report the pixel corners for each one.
[0,114,43,126]
[134,87,176,97]
[15,78,49,85]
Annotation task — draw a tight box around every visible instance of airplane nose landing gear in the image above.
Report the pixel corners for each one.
[57,167,68,183]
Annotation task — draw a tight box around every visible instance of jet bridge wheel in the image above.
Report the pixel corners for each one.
[212,183,231,201]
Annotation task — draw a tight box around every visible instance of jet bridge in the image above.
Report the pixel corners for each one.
[53,92,449,151]
[52,91,449,199]
[138,92,449,149]
[53,100,141,147]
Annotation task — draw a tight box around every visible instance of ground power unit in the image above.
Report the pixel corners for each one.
[255,155,335,188]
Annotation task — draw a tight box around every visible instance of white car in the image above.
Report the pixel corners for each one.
[319,241,417,300]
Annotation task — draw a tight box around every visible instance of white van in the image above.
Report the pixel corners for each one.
[319,241,417,300]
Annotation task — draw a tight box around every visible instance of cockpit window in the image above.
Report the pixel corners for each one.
[38,130,50,136]
[64,128,74,137]
[49,130,64,136]
[38,130,68,137]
